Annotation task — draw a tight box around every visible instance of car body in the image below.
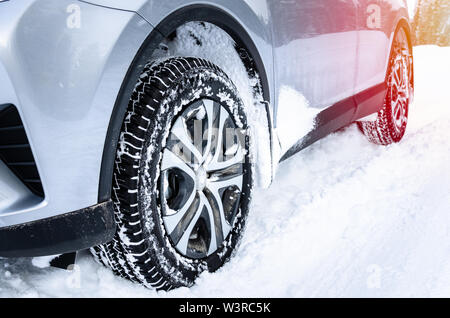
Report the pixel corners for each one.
[0,0,413,257]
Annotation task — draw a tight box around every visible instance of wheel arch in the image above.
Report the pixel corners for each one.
[98,4,272,202]
[149,5,271,103]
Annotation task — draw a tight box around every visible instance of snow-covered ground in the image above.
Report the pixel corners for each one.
[1,45,449,298]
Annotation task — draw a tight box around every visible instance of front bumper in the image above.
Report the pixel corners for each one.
[0,0,154,256]
[0,200,115,257]
[0,1,152,229]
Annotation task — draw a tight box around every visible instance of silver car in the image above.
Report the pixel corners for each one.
[0,0,414,290]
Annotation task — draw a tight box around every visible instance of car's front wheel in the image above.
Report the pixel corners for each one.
[91,57,252,290]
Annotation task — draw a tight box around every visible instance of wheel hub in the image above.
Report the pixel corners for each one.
[195,166,207,191]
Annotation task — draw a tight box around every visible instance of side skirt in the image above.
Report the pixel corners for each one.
[279,83,387,162]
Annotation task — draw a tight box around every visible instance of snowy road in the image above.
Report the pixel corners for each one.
[1,46,449,297]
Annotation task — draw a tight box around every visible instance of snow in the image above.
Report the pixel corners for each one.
[276,85,319,152]
[1,45,449,297]
[31,255,57,269]
[406,0,418,18]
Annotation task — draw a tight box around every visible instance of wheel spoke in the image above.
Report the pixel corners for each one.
[203,191,223,255]
[401,102,408,125]
[394,103,401,119]
[202,99,216,164]
[398,95,408,106]
[206,106,227,168]
[208,145,245,173]
[204,186,231,240]
[162,186,197,232]
[169,194,204,255]
[209,172,243,192]
[161,148,196,181]
[171,117,203,166]
[397,66,404,87]
[205,162,243,239]
[393,64,401,86]
[401,115,408,125]
[391,82,399,104]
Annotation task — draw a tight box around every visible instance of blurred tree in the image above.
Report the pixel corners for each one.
[413,0,450,46]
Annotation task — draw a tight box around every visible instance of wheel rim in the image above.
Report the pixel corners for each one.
[390,29,411,134]
[159,99,245,259]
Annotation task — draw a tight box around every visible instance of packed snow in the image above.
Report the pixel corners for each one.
[276,85,319,152]
[0,45,449,297]
[407,0,417,18]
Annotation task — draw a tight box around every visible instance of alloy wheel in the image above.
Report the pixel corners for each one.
[159,99,245,259]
